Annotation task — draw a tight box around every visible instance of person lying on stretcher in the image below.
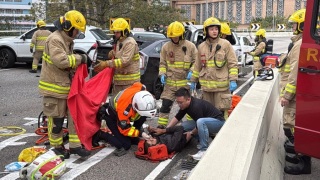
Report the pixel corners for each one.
[144,126,192,154]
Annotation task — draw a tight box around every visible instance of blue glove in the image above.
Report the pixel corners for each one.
[160,74,166,85]
[187,71,192,80]
[230,81,237,92]
[190,82,196,91]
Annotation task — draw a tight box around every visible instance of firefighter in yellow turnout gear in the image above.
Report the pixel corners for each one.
[277,9,311,175]
[39,10,90,158]
[157,21,198,126]
[249,29,266,79]
[190,17,238,119]
[29,20,52,73]
[94,18,140,95]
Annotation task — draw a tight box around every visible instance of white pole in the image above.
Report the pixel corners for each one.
[206,0,208,19]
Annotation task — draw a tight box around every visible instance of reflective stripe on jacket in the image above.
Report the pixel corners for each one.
[30,29,52,51]
[191,38,238,92]
[109,37,140,85]
[159,40,198,88]
[39,30,83,99]
[109,82,146,137]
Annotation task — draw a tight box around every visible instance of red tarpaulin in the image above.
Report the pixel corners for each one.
[68,64,113,150]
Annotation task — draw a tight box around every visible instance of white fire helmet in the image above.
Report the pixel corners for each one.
[132,91,157,118]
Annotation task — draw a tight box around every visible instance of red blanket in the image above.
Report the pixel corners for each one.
[68,64,113,150]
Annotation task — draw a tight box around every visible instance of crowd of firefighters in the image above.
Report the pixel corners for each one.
[28,7,308,176]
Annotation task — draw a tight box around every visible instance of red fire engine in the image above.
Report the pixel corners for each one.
[295,0,320,158]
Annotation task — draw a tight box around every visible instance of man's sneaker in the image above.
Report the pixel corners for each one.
[29,69,37,73]
[70,147,91,157]
[191,150,206,161]
[113,147,127,157]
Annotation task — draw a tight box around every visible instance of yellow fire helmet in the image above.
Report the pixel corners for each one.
[203,17,221,37]
[36,20,46,28]
[167,21,185,39]
[289,9,306,35]
[221,22,231,35]
[60,10,86,32]
[110,18,131,36]
[255,29,266,38]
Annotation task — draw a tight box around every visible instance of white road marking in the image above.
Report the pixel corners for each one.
[60,147,115,180]
[0,69,9,72]
[144,154,177,180]
[233,76,254,95]
[23,117,38,126]
[0,133,38,151]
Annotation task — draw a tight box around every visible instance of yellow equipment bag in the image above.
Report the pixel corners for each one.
[18,146,47,163]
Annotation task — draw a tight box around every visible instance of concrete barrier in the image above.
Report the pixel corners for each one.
[188,71,286,180]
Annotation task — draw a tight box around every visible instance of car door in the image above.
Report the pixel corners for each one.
[241,37,254,64]
[15,28,37,59]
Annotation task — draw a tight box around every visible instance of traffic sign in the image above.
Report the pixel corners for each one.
[182,21,195,26]
[277,24,286,30]
[251,23,260,30]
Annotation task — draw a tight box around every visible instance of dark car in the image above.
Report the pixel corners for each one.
[94,38,170,99]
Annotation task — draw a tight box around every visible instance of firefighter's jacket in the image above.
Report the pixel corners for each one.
[109,82,145,137]
[279,34,302,101]
[108,37,140,85]
[190,38,238,92]
[30,29,52,52]
[158,40,198,88]
[39,30,83,99]
[249,40,266,61]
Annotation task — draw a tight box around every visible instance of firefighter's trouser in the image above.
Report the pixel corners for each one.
[283,99,296,128]
[202,90,232,119]
[32,51,43,70]
[43,97,80,149]
[253,58,263,80]
[158,84,190,125]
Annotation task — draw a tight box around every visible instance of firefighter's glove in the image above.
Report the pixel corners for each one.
[160,74,166,85]
[230,81,237,92]
[142,132,151,140]
[187,71,192,80]
[190,82,196,91]
[94,60,109,73]
[80,54,88,64]
[30,48,33,53]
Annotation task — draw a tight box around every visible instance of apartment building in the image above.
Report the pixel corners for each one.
[0,0,35,30]
[171,0,307,27]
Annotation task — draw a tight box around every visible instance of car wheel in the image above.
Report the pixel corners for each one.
[0,48,15,68]
[153,78,163,100]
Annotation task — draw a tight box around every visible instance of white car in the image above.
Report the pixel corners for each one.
[238,36,255,65]
[0,25,111,68]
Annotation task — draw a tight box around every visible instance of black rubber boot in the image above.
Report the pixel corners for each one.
[284,156,311,175]
[283,128,294,143]
[54,146,70,160]
[284,142,296,154]
[70,147,91,157]
[285,154,300,164]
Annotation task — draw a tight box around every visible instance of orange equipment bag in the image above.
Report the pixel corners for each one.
[263,56,279,68]
[135,140,175,162]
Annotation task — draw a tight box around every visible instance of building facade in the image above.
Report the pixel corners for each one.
[0,0,35,30]
[172,0,307,26]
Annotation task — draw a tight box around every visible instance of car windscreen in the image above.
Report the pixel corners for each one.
[90,29,111,40]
